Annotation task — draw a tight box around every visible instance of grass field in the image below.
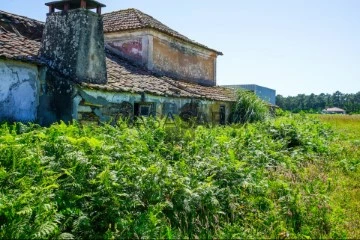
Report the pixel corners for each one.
[318,114,360,238]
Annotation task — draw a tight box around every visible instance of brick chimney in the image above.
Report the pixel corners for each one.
[40,0,107,84]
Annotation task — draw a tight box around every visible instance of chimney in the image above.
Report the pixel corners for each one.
[40,0,107,84]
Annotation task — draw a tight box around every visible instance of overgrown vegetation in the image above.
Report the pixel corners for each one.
[318,114,360,238]
[0,114,358,239]
[231,89,270,124]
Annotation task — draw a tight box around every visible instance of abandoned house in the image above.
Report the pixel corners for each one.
[0,0,236,126]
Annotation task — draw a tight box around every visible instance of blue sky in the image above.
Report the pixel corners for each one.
[2,0,360,96]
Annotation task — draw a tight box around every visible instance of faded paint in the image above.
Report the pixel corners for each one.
[105,31,150,67]
[105,29,217,85]
[75,88,232,124]
[0,60,39,122]
[108,38,144,63]
[153,36,216,86]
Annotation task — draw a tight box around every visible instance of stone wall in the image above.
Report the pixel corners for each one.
[0,60,39,122]
[40,9,107,84]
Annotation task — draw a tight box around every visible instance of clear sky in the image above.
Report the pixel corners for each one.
[2,0,360,96]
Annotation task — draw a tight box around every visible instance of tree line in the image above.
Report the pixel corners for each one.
[276,91,360,113]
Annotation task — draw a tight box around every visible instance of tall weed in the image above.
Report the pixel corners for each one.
[0,115,347,239]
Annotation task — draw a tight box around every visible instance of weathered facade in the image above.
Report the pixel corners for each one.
[0,0,236,125]
[103,9,222,86]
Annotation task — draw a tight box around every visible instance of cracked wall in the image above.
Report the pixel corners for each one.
[0,60,39,122]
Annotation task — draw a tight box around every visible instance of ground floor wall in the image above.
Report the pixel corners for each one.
[0,60,39,122]
[0,62,231,125]
[74,88,233,125]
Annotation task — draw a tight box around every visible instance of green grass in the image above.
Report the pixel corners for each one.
[0,115,358,239]
[317,114,360,238]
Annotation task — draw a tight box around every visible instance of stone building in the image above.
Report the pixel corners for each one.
[0,0,236,126]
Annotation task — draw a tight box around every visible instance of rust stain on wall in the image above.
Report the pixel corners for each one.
[153,37,215,85]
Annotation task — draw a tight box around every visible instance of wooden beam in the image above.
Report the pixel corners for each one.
[96,6,102,14]
[49,5,55,14]
[80,0,87,8]
[64,3,70,11]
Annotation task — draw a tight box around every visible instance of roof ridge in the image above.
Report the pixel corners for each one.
[131,8,147,27]
[102,8,223,55]
[0,10,44,24]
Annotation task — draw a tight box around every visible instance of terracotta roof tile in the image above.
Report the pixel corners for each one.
[103,8,222,55]
[0,10,44,41]
[0,31,41,63]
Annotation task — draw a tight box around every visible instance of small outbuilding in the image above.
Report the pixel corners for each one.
[322,107,346,114]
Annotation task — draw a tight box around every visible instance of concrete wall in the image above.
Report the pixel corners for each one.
[105,30,217,86]
[0,60,39,122]
[74,87,232,124]
[40,9,107,84]
[152,34,216,86]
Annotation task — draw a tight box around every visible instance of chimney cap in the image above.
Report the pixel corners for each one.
[45,0,106,11]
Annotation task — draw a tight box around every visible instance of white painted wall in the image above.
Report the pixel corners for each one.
[0,60,39,122]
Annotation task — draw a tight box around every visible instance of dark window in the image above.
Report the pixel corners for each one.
[135,103,155,117]
[140,105,151,116]
[220,105,226,125]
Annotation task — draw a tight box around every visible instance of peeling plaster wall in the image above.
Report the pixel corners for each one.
[105,30,217,86]
[0,60,39,122]
[75,88,232,124]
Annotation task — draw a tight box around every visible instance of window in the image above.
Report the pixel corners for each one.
[134,103,155,117]
[140,105,151,116]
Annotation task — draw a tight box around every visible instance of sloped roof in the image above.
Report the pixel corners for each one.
[103,8,223,55]
[0,31,42,64]
[0,10,44,41]
[324,107,346,112]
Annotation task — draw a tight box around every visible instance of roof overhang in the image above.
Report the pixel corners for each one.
[45,0,106,10]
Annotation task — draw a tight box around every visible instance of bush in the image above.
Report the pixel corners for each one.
[0,116,343,239]
[230,89,270,124]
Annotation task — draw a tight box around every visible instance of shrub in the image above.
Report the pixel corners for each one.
[0,115,345,239]
[230,89,270,124]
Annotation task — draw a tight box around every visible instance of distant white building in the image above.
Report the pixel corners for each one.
[322,107,346,114]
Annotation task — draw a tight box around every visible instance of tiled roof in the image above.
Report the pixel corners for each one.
[0,31,42,63]
[82,51,236,102]
[103,8,223,55]
[325,107,345,112]
[0,10,44,41]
